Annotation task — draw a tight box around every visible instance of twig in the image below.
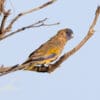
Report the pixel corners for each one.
[22,0,57,15]
[0,18,59,41]
[0,6,100,76]
[0,0,5,14]
[0,10,10,38]
[4,0,57,33]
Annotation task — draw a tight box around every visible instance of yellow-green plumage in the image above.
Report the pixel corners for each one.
[23,28,73,71]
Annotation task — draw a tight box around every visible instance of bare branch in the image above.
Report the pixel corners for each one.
[4,0,57,33]
[0,6,100,76]
[0,10,10,38]
[47,6,100,73]
[0,18,59,41]
[0,0,5,14]
[22,0,57,15]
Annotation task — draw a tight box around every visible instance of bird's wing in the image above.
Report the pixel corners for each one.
[23,34,63,65]
[29,44,45,58]
[22,53,56,64]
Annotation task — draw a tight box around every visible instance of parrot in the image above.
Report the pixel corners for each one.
[22,28,74,71]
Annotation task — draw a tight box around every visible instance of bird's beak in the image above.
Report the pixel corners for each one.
[71,33,74,38]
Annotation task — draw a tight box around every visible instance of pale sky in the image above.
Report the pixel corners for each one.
[0,0,100,100]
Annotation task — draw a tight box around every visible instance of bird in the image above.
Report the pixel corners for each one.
[22,28,74,71]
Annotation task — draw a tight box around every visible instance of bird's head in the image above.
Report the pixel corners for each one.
[58,28,74,40]
[64,28,74,40]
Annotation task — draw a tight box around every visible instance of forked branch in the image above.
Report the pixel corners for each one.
[4,0,57,34]
[0,18,59,41]
[0,0,57,39]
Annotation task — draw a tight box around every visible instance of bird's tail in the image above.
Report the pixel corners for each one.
[23,62,36,71]
[22,60,48,72]
[24,64,48,72]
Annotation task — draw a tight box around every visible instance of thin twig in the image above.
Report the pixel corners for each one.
[0,10,10,37]
[22,0,57,15]
[0,0,5,14]
[0,6,100,76]
[4,0,57,33]
[0,18,59,41]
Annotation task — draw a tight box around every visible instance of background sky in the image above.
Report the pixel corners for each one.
[0,0,100,100]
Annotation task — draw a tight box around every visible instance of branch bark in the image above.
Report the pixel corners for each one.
[0,0,5,14]
[0,18,59,41]
[47,6,100,72]
[0,6,100,76]
[0,10,10,37]
[0,0,57,39]
[4,0,57,34]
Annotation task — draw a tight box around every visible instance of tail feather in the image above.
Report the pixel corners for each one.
[23,63,36,71]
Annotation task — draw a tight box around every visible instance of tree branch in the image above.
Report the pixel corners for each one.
[0,0,5,14]
[0,10,10,37]
[4,0,57,33]
[0,6,100,76]
[0,18,59,41]
[47,6,100,72]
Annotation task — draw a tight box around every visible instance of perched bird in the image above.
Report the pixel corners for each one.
[23,28,73,71]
